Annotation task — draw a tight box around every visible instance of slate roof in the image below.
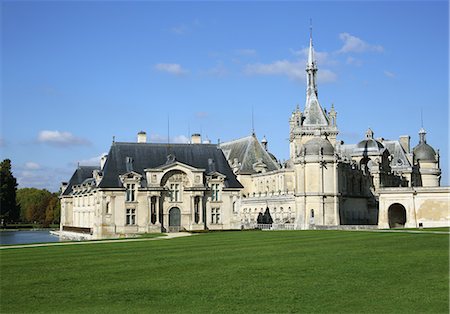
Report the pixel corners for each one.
[220,134,280,174]
[98,142,243,189]
[383,140,412,169]
[303,93,330,127]
[62,166,100,196]
[413,142,436,162]
[338,140,412,170]
[302,137,334,156]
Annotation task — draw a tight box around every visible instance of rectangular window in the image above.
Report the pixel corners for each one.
[126,208,136,225]
[211,208,220,224]
[126,183,135,202]
[211,184,220,201]
[170,184,180,202]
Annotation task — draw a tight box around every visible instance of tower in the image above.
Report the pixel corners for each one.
[289,28,339,160]
[413,128,441,187]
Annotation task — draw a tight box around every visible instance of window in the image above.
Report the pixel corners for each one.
[211,208,220,224]
[194,196,200,223]
[126,183,136,202]
[106,202,110,214]
[150,197,157,224]
[169,184,180,202]
[211,184,220,201]
[126,208,136,225]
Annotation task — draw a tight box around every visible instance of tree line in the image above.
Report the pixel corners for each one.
[0,159,60,227]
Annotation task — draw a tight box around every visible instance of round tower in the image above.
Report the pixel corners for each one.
[413,128,441,187]
[295,135,339,229]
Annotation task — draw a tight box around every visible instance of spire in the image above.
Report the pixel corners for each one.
[303,23,328,127]
[307,20,316,72]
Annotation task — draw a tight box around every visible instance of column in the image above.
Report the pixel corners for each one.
[191,196,195,224]
[199,196,204,224]
[155,196,160,224]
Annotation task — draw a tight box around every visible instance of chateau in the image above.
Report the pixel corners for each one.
[59,33,449,239]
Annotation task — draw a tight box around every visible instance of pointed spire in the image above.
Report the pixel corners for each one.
[302,23,329,127]
[307,19,316,71]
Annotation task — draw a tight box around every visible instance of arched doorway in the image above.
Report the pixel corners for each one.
[169,207,181,232]
[388,203,407,228]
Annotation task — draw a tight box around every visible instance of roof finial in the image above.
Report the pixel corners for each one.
[251,105,255,135]
[307,19,316,71]
[112,136,115,143]
[421,108,424,128]
[167,114,170,144]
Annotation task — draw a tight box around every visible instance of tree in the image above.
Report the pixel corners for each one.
[262,207,273,225]
[257,212,264,224]
[0,159,19,222]
[45,193,60,225]
[16,188,52,224]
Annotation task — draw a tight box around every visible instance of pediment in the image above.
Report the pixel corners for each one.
[146,161,205,173]
[207,171,226,179]
[119,171,142,182]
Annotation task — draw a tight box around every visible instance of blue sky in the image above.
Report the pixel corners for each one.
[1,1,448,191]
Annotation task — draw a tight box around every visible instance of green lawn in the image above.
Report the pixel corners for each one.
[403,227,450,232]
[1,230,448,313]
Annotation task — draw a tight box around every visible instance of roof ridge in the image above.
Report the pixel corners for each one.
[113,142,217,147]
[220,134,254,145]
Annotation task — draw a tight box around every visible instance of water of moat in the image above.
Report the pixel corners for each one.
[0,230,60,245]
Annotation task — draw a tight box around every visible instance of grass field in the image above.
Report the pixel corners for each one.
[1,230,448,313]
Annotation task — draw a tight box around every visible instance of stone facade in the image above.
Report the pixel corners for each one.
[59,32,448,239]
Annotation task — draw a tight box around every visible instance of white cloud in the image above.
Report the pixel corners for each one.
[206,62,228,77]
[170,24,189,35]
[244,60,337,83]
[25,162,41,170]
[338,33,384,53]
[244,60,304,80]
[37,130,90,146]
[14,164,72,192]
[292,48,335,66]
[78,153,107,167]
[155,63,188,76]
[317,69,338,83]
[149,134,189,144]
[346,56,363,66]
[384,70,396,78]
[172,135,190,144]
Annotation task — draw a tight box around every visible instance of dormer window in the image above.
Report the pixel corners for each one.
[211,184,220,201]
[126,183,136,202]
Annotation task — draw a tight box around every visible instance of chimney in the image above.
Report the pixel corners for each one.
[101,155,108,170]
[399,135,410,153]
[191,133,201,144]
[137,131,147,143]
